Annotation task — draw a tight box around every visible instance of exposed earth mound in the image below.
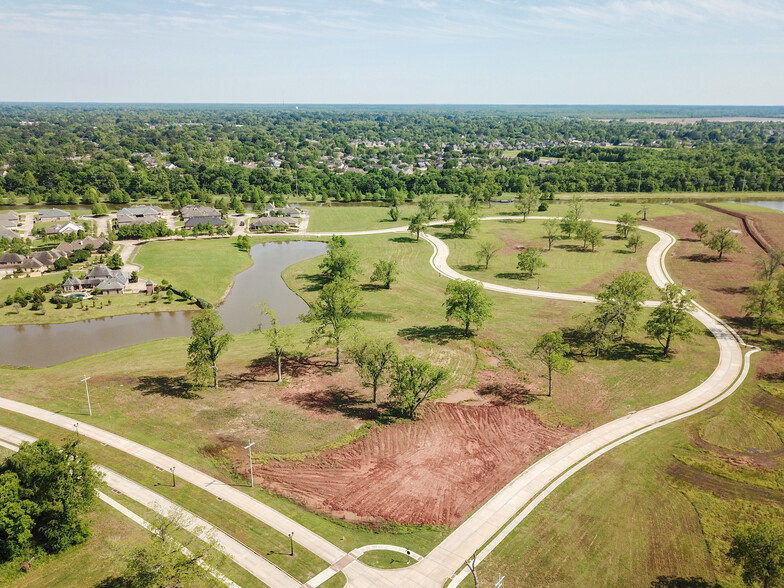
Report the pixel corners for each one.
[255,403,575,526]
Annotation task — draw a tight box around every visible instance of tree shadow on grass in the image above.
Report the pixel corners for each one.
[390,236,417,243]
[459,264,484,272]
[94,577,128,588]
[495,272,531,281]
[356,310,396,322]
[134,376,201,399]
[601,341,666,362]
[300,272,328,292]
[361,283,386,292]
[398,324,465,345]
[715,285,749,295]
[297,385,382,420]
[683,253,722,263]
[650,576,721,588]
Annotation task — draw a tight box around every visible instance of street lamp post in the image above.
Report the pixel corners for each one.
[81,375,92,417]
[289,532,294,557]
[170,466,176,488]
[73,422,79,439]
[243,441,256,488]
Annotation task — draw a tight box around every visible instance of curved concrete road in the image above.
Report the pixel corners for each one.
[0,215,757,588]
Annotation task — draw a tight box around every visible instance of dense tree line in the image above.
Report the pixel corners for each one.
[0,106,782,209]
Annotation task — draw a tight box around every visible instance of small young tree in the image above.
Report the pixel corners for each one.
[615,213,638,238]
[91,202,108,216]
[517,247,546,278]
[450,205,480,238]
[106,252,124,269]
[594,271,650,342]
[626,230,643,252]
[236,235,251,252]
[475,240,502,269]
[187,309,233,388]
[744,281,782,335]
[418,193,441,220]
[370,259,399,289]
[707,227,743,260]
[319,235,360,281]
[755,249,784,282]
[516,189,540,221]
[444,279,493,336]
[116,509,225,588]
[585,225,604,251]
[638,201,649,221]
[560,197,584,238]
[349,338,398,403]
[644,283,696,356]
[257,304,292,383]
[543,218,560,250]
[531,330,572,396]
[388,206,400,222]
[304,277,362,366]
[388,355,449,419]
[408,213,427,241]
[691,220,710,243]
[727,520,784,588]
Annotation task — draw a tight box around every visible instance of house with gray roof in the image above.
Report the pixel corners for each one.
[37,208,71,222]
[116,214,160,227]
[0,226,20,240]
[250,217,297,232]
[180,204,221,221]
[0,211,19,228]
[184,216,226,228]
[62,265,128,294]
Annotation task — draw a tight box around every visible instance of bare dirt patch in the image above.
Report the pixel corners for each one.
[650,211,763,321]
[252,403,575,526]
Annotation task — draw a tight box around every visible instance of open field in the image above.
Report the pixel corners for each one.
[436,218,652,296]
[134,237,253,303]
[306,203,420,232]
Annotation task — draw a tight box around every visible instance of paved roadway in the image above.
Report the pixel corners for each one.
[0,215,757,588]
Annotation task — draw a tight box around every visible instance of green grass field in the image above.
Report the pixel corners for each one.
[435,218,652,296]
[135,237,253,302]
[357,550,417,569]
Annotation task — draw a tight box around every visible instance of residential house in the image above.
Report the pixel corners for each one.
[180,204,221,221]
[0,252,25,269]
[37,208,71,222]
[44,221,83,236]
[62,265,128,295]
[250,217,298,232]
[55,236,110,257]
[29,249,64,270]
[0,211,19,228]
[0,226,20,240]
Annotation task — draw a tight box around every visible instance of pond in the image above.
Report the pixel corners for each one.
[0,240,326,368]
[731,200,784,213]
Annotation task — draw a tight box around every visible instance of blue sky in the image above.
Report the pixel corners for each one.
[1,0,782,104]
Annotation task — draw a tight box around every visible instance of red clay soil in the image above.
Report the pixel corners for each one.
[649,210,763,321]
[253,403,575,526]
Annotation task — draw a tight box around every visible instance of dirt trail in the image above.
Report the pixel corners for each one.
[255,403,575,526]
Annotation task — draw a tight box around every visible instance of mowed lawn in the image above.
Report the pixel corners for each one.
[435,219,653,296]
[306,203,419,232]
[135,238,253,302]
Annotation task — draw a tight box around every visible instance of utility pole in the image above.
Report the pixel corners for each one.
[244,440,256,488]
[741,175,747,192]
[495,574,505,588]
[637,169,642,193]
[81,375,92,417]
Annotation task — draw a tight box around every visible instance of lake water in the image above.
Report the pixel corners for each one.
[732,200,784,213]
[0,240,325,368]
